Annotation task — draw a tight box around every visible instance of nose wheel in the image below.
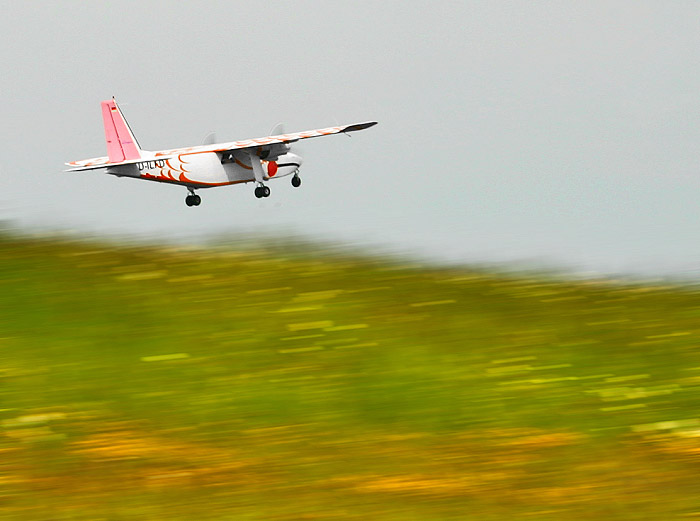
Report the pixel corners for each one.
[185,188,201,207]
[254,184,270,199]
[291,173,301,188]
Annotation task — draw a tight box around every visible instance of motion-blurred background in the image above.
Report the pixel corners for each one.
[2,2,700,519]
[3,2,700,275]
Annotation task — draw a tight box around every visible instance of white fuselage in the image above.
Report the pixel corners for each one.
[107,151,303,189]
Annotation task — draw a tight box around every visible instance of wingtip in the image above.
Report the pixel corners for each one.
[343,121,378,133]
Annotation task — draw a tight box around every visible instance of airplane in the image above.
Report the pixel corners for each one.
[66,99,377,206]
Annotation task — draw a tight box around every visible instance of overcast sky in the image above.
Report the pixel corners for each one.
[2,2,700,275]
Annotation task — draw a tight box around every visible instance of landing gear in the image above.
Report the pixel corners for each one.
[254,184,270,199]
[291,173,301,188]
[185,194,201,206]
[185,188,201,207]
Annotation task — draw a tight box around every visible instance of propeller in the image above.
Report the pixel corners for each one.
[245,123,303,193]
[269,123,285,136]
[206,124,302,180]
[201,131,217,146]
[268,122,306,159]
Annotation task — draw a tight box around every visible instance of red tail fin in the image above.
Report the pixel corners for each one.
[101,99,141,163]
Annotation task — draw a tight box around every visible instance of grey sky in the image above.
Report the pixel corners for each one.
[2,1,700,275]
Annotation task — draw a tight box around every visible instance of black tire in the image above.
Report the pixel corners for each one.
[185,196,194,206]
[193,195,202,206]
[291,176,301,188]
[263,186,271,197]
[254,187,264,198]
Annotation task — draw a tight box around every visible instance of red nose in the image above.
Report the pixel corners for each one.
[267,161,278,176]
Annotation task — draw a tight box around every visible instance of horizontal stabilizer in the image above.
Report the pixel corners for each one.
[64,164,110,172]
[64,156,174,172]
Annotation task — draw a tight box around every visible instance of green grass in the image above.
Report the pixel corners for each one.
[1,234,700,519]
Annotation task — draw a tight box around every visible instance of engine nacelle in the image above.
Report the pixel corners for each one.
[259,142,291,161]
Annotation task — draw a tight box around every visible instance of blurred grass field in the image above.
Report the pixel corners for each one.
[1,233,700,519]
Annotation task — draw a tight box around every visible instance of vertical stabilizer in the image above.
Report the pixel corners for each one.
[101,99,141,163]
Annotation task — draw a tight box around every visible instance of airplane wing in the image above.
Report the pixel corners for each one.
[153,121,378,157]
[65,121,377,169]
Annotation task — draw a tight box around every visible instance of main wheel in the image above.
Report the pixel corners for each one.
[192,195,201,206]
[262,186,271,197]
[254,186,264,198]
[291,176,301,188]
[185,195,194,206]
